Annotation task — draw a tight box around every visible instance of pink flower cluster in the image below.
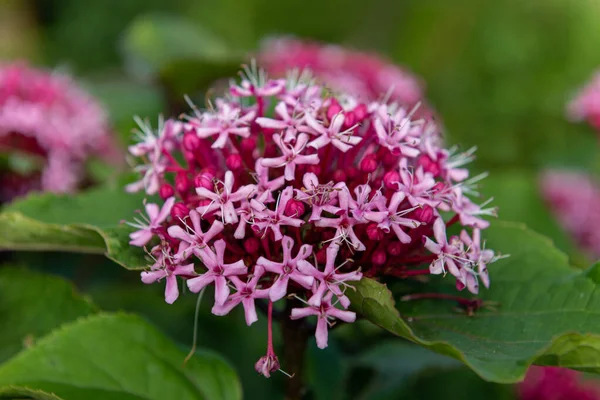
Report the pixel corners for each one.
[126,65,497,375]
[259,37,423,106]
[0,62,115,197]
[519,367,600,400]
[568,70,600,132]
[540,170,600,259]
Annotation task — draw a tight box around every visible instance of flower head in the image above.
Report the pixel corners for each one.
[0,62,116,198]
[126,63,498,375]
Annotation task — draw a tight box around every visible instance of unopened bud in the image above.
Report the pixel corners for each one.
[241,137,257,152]
[226,154,243,170]
[366,223,385,241]
[183,131,201,151]
[159,184,174,200]
[413,205,434,224]
[327,98,342,121]
[175,173,191,193]
[284,199,305,217]
[171,202,189,220]
[360,155,378,173]
[383,170,400,190]
[194,172,213,190]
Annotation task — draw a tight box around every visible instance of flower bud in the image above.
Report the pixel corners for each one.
[360,154,378,173]
[383,170,400,190]
[418,154,440,176]
[284,199,305,217]
[366,223,385,241]
[241,137,257,152]
[194,172,213,190]
[171,202,189,220]
[159,183,175,200]
[183,131,201,151]
[175,173,191,194]
[316,247,327,264]
[352,103,368,121]
[343,112,356,128]
[226,154,243,170]
[372,250,387,266]
[413,205,434,224]
[327,98,342,121]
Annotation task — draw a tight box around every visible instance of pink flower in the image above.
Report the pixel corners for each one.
[300,244,362,308]
[211,266,270,326]
[196,171,256,224]
[260,133,319,180]
[301,112,362,152]
[141,259,196,304]
[290,291,356,349]
[128,197,175,246]
[167,209,224,261]
[193,100,255,149]
[186,239,248,306]
[250,186,305,240]
[257,235,314,301]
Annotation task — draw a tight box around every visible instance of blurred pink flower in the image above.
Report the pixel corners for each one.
[0,62,117,199]
[519,367,600,400]
[568,70,600,132]
[258,37,424,106]
[540,170,600,259]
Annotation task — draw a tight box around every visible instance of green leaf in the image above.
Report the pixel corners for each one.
[0,313,242,400]
[0,267,96,363]
[347,221,600,383]
[0,386,63,400]
[0,185,148,269]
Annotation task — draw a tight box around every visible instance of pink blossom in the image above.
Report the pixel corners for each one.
[260,133,319,180]
[128,197,175,246]
[186,239,247,306]
[124,63,498,375]
[196,171,256,224]
[257,235,314,301]
[290,291,356,349]
[519,367,600,400]
[141,260,196,304]
[300,244,362,308]
[211,266,270,326]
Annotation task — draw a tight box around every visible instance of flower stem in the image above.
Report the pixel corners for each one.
[281,299,310,400]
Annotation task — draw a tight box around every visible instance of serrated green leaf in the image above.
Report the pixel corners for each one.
[0,267,96,363]
[0,313,242,400]
[0,186,148,269]
[0,386,63,400]
[347,221,600,383]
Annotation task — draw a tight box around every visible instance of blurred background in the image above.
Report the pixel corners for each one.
[2,0,600,398]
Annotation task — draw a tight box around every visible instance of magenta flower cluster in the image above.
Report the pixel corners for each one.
[126,65,498,375]
[519,367,600,400]
[0,63,115,197]
[259,37,423,106]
